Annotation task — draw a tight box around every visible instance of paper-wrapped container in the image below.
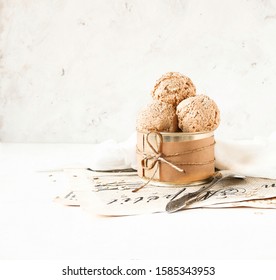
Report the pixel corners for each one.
[136,131,215,185]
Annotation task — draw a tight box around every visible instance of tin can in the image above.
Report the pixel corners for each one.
[136,131,215,186]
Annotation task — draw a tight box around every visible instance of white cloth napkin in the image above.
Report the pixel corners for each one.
[89,132,276,179]
[215,132,276,179]
[90,132,137,171]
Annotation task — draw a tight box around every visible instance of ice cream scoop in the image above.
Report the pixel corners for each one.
[136,100,178,132]
[151,72,196,106]
[176,94,220,132]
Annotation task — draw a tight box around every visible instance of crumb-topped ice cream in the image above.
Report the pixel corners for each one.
[176,95,220,132]
[136,100,178,132]
[137,72,220,133]
[151,72,196,106]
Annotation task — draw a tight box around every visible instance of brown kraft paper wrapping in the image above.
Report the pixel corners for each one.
[136,131,215,185]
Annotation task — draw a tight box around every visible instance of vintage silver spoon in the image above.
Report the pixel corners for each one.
[166,170,246,213]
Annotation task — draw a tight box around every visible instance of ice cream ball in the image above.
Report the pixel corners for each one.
[151,72,196,106]
[176,95,220,132]
[136,100,178,132]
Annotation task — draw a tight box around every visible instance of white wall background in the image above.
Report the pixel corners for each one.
[1,0,276,143]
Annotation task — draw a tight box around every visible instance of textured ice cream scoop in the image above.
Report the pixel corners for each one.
[136,100,178,132]
[151,72,196,106]
[176,95,220,132]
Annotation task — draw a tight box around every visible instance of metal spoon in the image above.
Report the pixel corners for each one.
[165,170,246,213]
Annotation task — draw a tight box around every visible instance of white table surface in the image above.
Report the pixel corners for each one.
[1,143,276,260]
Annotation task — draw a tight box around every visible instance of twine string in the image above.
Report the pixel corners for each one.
[142,131,185,172]
[133,131,215,192]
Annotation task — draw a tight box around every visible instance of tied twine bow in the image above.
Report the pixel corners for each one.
[140,132,185,173]
[133,131,185,192]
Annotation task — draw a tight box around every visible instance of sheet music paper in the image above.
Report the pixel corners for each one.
[53,169,276,216]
